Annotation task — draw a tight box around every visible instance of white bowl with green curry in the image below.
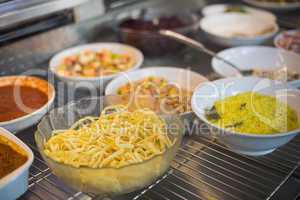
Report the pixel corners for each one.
[192,77,300,156]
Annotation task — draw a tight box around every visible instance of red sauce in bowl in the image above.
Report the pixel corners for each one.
[0,136,28,179]
[0,85,49,122]
[119,16,189,32]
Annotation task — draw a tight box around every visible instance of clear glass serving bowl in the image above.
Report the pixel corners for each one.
[35,96,184,197]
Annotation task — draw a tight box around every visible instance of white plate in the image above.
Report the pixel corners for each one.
[0,127,34,200]
[243,0,300,11]
[192,77,300,156]
[200,13,278,47]
[0,76,55,133]
[211,46,300,87]
[49,43,144,90]
[105,66,208,119]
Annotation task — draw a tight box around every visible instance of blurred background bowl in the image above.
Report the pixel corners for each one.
[192,77,300,156]
[114,8,200,57]
[202,3,276,21]
[200,13,278,47]
[242,0,300,11]
[274,29,300,54]
[211,46,300,87]
[35,96,184,196]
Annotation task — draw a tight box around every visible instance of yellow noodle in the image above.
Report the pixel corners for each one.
[44,105,175,168]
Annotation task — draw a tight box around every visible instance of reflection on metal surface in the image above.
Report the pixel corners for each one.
[106,0,142,9]
[0,0,88,28]
[0,10,74,45]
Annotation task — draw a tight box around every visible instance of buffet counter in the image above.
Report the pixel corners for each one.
[0,0,300,200]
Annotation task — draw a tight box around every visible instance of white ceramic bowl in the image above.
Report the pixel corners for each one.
[0,127,34,200]
[49,43,144,90]
[274,29,300,54]
[192,77,300,156]
[105,67,208,119]
[202,4,276,22]
[243,0,300,11]
[200,13,278,47]
[0,76,55,133]
[212,46,300,87]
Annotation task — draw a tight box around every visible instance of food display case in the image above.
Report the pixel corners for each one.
[0,0,300,200]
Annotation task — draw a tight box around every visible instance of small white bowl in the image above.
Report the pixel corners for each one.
[0,76,55,133]
[200,13,278,47]
[212,46,300,87]
[49,43,144,90]
[274,29,300,54]
[105,67,208,119]
[202,4,276,22]
[192,77,300,156]
[0,127,34,200]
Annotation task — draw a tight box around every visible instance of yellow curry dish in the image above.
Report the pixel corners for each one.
[206,92,299,134]
[117,76,193,114]
[56,49,136,78]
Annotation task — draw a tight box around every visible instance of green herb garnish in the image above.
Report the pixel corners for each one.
[225,121,243,129]
[225,6,247,13]
[240,103,247,110]
[205,106,221,121]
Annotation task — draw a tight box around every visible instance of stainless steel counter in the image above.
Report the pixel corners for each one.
[0,0,91,28]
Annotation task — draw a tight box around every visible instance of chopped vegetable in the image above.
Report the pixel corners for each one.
[117,77,193,114]
[56,49,136,77]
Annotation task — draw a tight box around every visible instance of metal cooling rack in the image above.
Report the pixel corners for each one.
[19,133,300,200]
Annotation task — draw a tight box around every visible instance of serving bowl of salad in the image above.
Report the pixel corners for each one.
[49,43,143,90]
[105,67,208,123]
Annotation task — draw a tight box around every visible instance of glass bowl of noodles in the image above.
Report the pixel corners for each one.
[35,96,184,197]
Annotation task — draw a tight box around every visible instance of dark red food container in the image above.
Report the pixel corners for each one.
[114,10,200,57]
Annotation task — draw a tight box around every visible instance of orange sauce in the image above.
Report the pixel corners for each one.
[0,135,27,179]
[0,85,48,122]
